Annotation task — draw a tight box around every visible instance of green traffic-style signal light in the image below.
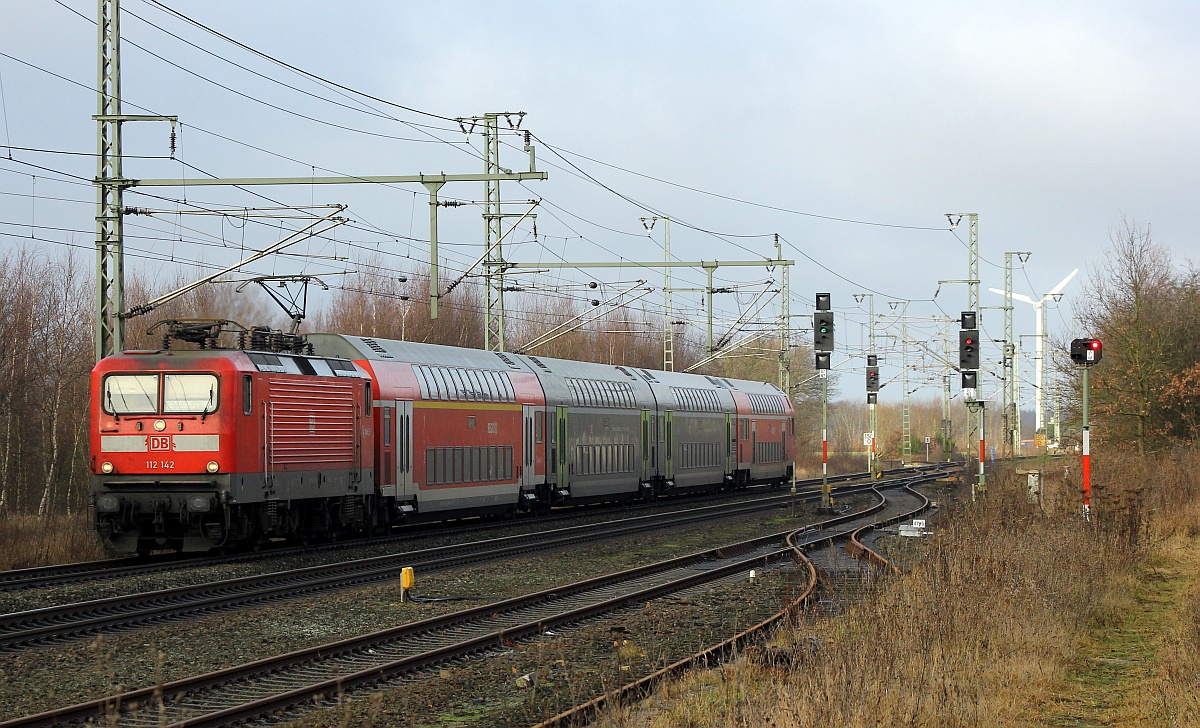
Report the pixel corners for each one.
[813,311,834,352]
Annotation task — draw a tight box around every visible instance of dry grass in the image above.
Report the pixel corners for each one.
[596,450,1200,727]
[0,512,107,570]
[1149,582,1200,723]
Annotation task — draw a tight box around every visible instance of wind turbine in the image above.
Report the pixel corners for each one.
[989,268,1078,440]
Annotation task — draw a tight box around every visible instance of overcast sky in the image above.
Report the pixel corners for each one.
[1,1,1197,406]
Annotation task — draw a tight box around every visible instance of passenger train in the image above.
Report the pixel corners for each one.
[90,329,795,554]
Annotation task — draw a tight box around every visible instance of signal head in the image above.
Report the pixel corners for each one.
[959,329,980,370]
[1071,338,1103,365]
[813,311,835,352]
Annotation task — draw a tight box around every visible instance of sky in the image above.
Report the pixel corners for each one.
[1,1,1197,410]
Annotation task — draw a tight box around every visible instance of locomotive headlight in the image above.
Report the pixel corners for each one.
[100,461,114,474]
[154,419,166,432]
[96,494,120,512]
[206,460,219,473]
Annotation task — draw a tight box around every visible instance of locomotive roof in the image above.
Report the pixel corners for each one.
[102,348,367,378]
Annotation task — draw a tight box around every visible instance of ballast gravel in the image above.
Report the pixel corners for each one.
[0,500,852,723]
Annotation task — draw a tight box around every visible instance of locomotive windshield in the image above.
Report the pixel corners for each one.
[103,374,158,414]
[163,374,219,414]
[103,373,219,415]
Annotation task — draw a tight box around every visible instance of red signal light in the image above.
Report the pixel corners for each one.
[1091,340,1101,350]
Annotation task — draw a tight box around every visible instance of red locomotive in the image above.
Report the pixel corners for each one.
[91,324,794,554]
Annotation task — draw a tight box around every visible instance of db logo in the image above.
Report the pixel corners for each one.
[149,435,172,452]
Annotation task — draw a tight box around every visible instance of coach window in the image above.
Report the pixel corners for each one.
[433,368,449,400]
[535,411,544,444]
[242,375,253,415]
[364,381,372,414]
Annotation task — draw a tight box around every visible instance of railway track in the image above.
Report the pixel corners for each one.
[0,467,926,594]
[533,481,934,728]
[0,471,941,652]
[1,471,944,728]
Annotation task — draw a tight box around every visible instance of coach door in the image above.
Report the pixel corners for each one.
[640,409,652,482]
[664,411,675,482]
[725,412,734,474]
[396,400,414,498]
[521,405,537,489]
[555,405,569,493]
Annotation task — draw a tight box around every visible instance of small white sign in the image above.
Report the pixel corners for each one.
[863,432,873,446]
[964,388,978,401]
[913,519,926,528]
[924,436,931,444]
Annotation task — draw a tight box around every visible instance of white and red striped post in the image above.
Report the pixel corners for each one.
[1081,366,1091,521]
[823,429,828,475]
[820,370,831,511]
[870,432,876,475]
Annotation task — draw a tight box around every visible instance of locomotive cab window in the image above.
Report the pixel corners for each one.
[102,374,159,415]
[163,374,220,414]
[103,373,220,415]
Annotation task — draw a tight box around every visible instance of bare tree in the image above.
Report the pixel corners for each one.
[1076,220,1183,453]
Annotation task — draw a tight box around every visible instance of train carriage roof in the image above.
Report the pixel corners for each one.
[306,333,791,413]
[307,334,535,373]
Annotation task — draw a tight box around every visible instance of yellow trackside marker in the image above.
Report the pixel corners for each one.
[400,566,415,602]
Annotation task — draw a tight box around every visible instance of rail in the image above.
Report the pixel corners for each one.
[0,465,941,593]
[532,474,939,727]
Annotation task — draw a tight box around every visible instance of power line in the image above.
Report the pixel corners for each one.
[0,143,170,159]
[0,64,12,158]
[50,0,463,147]
[528,133,949,232]
[142,0,461,125]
